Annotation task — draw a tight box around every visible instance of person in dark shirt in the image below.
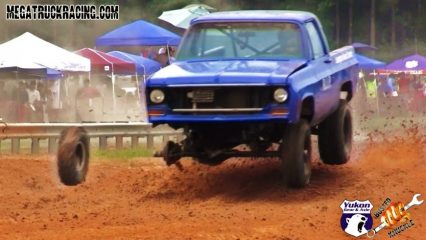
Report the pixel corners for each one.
[0,81,8,100]
[14,81,29,122]
[0,81,10,121]
[398,73,411,95]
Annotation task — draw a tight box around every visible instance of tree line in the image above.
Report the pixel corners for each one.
[0,0,423,61]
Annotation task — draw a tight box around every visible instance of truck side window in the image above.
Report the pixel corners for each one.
[305,21,325,59]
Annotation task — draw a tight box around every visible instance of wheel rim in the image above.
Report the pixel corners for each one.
[75,142,86,172]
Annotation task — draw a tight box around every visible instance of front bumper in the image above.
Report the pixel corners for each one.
[148,104,290,123]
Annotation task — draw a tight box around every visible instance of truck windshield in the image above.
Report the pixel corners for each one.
[176,22,304,61]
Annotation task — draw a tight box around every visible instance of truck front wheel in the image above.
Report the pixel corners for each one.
[318,100,352,165]
[280,120,312,188]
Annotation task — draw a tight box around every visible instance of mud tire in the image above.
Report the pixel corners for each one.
[281,119,312,188]
[163,141,182,166]
[318,100,352,165]
[57,127,90,186]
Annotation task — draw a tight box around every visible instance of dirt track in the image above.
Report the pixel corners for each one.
[0,128,425,239]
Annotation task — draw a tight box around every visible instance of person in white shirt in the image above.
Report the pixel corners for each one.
[27,81,41,122]
[155,46,176,67]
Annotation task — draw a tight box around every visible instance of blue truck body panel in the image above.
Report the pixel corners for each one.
[147,60,306,87]
[145,10,358,126]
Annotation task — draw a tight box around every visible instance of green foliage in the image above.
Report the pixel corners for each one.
[93,147,153,160]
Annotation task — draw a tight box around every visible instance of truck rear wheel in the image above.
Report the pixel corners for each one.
[280,120,312,188]
[57,127,90,186]
[318,100,352,165]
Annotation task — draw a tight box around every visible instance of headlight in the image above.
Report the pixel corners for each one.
[150,89,165,103]
[273,88,288,103]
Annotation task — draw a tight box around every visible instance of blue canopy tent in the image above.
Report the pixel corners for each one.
[107,51,161,75]
[355,53,386,70]
[96,20,181,47]
[45,68,63,79]
[381,54,426,74]
[0,63,63,80]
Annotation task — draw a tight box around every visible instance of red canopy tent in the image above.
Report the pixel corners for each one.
[75,48,137,114]
[75,48,136,74]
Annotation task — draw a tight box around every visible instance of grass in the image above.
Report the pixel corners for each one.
[92,147,154,161]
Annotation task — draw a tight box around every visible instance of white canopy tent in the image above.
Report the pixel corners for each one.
[0,32,90,72]
[0,32,91,123]
[0,59,47,69]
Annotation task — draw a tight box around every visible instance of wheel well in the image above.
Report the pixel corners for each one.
[341,81,353,101]
[301,97,314,123]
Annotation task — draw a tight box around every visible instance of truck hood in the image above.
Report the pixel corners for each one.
[147,59,307,86]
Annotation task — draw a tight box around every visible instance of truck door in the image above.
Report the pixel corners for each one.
[305,21,338,123]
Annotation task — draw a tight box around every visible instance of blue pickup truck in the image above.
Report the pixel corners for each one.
[146,10,358,188]
[56,10,358,188]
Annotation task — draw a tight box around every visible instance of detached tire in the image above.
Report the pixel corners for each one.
[318,100,352,165]
[281,119,312,188]
[57,127,90,186]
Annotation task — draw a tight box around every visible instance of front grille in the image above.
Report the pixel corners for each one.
[192,89,215,103]
[163,87,273,111]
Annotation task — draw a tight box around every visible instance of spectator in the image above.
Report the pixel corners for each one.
[378,74,397,97]
[0,81,8,100]
[0,81,10,121]
[141,46,156,60]
[14,81,29,122]
[388,74,398,96]
[410,79,426,112]
[365,78,377,98]
[75,79,102,122]
[398,73,411,95]
[27,81,42,122]
[155,46,176,67]
[37,82,49,122]
[76,79,102,99]
[167,46,176,58]
[47,80,61,122]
